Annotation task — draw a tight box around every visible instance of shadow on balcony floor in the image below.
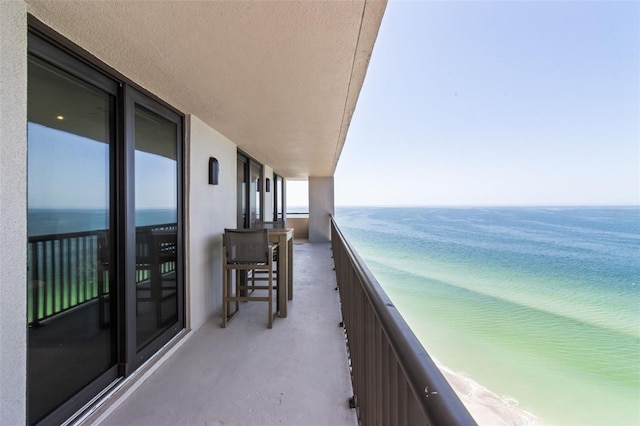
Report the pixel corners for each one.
[98,242,357,426]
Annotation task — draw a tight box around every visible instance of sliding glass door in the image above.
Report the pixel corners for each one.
[274,174,285,221]
[132,99,183,357]
[27,32,184,425]
[27,49,119,426]
[237,155,248,227]
[250,161,262,225]
[237,152,263,228]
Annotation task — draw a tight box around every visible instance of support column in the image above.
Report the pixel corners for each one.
[0,1,28,424]
[308,176,334,243]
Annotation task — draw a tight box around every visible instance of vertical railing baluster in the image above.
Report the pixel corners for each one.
[43,240,49,318]
[88,236,93,297]
[375,321,383,423]
[81,236,87,302]
[73,237,82,304]
[352,265,360,419]
[57,239,62,314]
[31,242,40,324]
[408,387,424,425]
[51,239,57,316]
[357,270,366,423]
[54,240,59,315]
[366,293,374,424]
[389,349,399,425]
[358,294,373,424]
[385,338,393,425]
[399,376,408,426]
[83,235,87,302]
[89,235,96,299]
[56,239,66,311]
[66,238,71,310]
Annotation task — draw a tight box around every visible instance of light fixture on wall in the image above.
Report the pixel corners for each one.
[208,157,219,185]
[265,178,271,192]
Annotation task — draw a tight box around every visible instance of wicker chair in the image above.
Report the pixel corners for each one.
[222,228,278,328]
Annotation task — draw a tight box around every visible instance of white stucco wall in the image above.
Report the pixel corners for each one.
[0,1,27,424]
[308,177,334,242]
[187,115,237,331]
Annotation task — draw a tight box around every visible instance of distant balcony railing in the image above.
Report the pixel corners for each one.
[27,223,177,326]
[285,211,309,218]
[330,218,476,426]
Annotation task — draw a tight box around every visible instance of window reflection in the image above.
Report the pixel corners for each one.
[26,56,116,425]
[134,105,179,350]
[250,163,261,224]
[275,175,284,221]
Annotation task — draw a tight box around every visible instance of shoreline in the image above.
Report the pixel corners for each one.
[435,360,542,426]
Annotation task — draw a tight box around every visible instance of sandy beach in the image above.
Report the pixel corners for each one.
[436,361,542,426]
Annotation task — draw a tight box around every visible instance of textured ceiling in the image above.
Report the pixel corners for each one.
[27,0,386,179]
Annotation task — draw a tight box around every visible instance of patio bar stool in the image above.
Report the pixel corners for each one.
[222,228,278,328]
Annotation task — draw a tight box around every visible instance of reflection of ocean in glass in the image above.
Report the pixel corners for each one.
[336,206,640,426]
[26,55,117,425]
[28,208,177,237]
[134,103,179,350]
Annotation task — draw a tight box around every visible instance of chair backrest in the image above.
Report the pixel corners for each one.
[251,221,285,229]
[151,229,177,261]
[224,228,269,264]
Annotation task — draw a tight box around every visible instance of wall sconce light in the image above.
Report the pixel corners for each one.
[208,157,219,185]
[265,178,271,192]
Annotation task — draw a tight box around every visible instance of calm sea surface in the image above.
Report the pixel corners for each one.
[27,208,176,237]
[335,206,640,426]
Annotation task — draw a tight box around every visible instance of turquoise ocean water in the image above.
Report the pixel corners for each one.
[335,207,640,426]
[27,208,176,237]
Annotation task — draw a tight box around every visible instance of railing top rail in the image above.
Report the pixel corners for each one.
[331,216,476,426]
[28,222,178,243]
[28,229,105,243]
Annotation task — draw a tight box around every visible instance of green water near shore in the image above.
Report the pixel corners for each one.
[337,207,640,425]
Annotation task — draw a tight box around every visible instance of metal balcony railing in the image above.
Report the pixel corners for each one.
[27,223,177,326]
[331,217,476,426]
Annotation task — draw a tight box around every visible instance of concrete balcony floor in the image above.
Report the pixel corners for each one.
[97,242,357,426]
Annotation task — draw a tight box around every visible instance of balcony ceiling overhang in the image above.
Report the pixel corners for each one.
[27,0,386,179]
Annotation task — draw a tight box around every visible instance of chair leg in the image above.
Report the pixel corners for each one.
[233,270,239,313]
[224,265,277,329]
[267,268,273,329]
[222,268,228,328]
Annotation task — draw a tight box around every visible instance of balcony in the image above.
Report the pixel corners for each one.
[89,241,357,426]
[80,221,475,426]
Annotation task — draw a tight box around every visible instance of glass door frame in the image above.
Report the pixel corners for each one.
[27,24,185,424]
[27,32,122,426]
[124,87,185,371]
[237,151,264,229]
[273,173,285,222]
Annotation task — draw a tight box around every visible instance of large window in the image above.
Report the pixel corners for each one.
[27,31,184,425]
[237,155,248,227]
[250,161,262,225]
[286,180,309,216]
[274,174,285,221]
[237,152,263,228]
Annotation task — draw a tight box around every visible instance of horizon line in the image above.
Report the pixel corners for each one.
[332,203,640,208]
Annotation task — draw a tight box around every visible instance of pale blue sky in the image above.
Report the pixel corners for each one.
[332,0,640,207]
[28,123,176,210]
